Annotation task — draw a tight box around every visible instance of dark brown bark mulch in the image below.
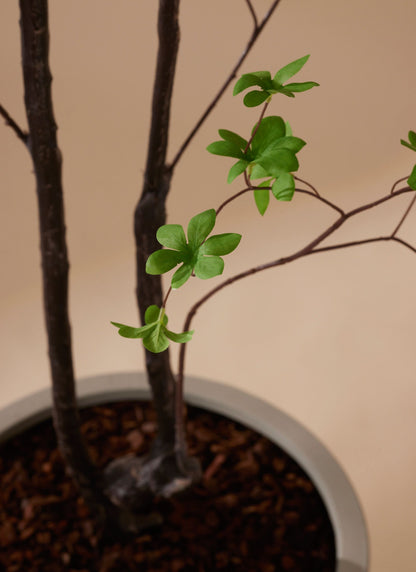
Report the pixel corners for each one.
[0,400,336,571]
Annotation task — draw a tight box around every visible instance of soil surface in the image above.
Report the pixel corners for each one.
[0,400,336,571]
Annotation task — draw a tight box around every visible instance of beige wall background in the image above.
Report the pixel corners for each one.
[1,1,416,570]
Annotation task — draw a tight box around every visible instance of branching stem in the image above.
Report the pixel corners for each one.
[177,186,415,394]
[168,0,283,172]
[0,103,29,146]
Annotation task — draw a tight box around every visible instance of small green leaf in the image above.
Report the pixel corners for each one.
[201,233,242,256]
[143,322,170,353]
[194,256,224,279]
[233,71,272,95]
[171,263,193,289]
[257,148,299,176]
[283,81,319,93]
[285,122,293,136]
[273,136,306,153]
[146,249,182,275]
[401,139,416,151]
[254,188,270,215]
[251,116,286,155]
[218,129,248,150]
[145,304,162,324]
[165,328,194,344]
[274,55,310,85]
[156,224,186,250]
[408,165,416,190]
[272,173,295,201]
[243,90,270,108]
[227,160,249,183]
[206,140,244,159]
[250,163,269,180]
[409,131,416,147]
[187,209,216,248]
[111,321,155,339]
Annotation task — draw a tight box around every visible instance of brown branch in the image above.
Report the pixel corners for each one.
[245,0,258,29]
[134,0,181,454]
[168,0,283,172]
[391,192,416,237]
[19,0,104,517]
[0,103,29,145]
[295,188,345,215]
[177,186,416,392]
[293,174,320,197]
[391,175,409,194]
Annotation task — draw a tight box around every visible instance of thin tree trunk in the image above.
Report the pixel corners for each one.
[134,0,183,455]
[19,0,104,517]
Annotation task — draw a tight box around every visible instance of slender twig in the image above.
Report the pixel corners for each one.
[310,235,416,256]
[0,103,29,146]
[177,186,416,392]
[216,187,252,216]
[168,0,283,172]
[243,100,270,154]
[391,175,409,194]
[391,192,416,237]
[245,0,258,29]
[295,188,345,215]
[294,174,320,197]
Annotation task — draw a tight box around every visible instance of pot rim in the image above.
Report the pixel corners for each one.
[0,371,368,572]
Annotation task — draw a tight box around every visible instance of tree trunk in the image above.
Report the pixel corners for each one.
[19,0,109,519]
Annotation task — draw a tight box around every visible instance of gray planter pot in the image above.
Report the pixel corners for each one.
[0,372,368,572]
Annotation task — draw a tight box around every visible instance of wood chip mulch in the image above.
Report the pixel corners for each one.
[0,400,336,571]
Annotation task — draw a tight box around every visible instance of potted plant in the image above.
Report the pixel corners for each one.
[1,1,415,570]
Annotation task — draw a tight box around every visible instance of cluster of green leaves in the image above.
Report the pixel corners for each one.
[207,117,304,213]
[146,209,241,289]
[401,131,416,190]
[233,54,319,107]
[114,55,319,352]
[111,305,193,354]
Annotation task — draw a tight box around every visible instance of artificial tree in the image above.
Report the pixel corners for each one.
[1,0,415,539]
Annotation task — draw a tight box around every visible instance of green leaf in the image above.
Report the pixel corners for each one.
[171,263,193,289]
[233,71,272,95]
[250,163,269,180]
[206,140,244,159]
[165,328,194,344]
[285,121,293,136]
[227,159,249,183]
[243,90,270,108]
[251,116,286,155]
[283,81,319,93]
[143,322,170,353]
[201,233,242,256]
[270,136,306,154]
[273,55,310,85]
[257,148,299,176]
[409,131,416,147]
[146,249,182,275]
[144,305,161,324]
[408,165,416,190]
[111,321,155,339]
[254,188,270,215]
[218,129,248,150]
[194,256,224,279]
[401,140,414,151]
[156,224,186,250]
[187,209,216,248]
[272,173,295,201]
